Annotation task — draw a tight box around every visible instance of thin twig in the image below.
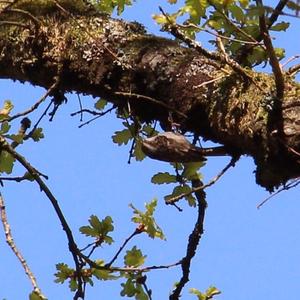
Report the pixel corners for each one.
[0,136,84,299]
[236,0,289,64]
[76,106,116,128]
[106,229,140,268]
[0,193,47,299]
[159,7,252,81]
[193,74,228,89]
[281,55,300,68]
[24,101,52,141]
[179,23,263,45]
[257,177,300,208]
[114,91,187,119]
[4,82,59,123]
[80,251,181,272]
[286,63,300,76]
[207,1,264,45]
[0,174,30,183]
[76,94,84,122]
[6,8,40,28]
[166,156,239,204]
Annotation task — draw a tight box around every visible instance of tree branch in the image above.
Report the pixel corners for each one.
[0,136,84,299]
[257,0,285,99]
[0,193,47,299]
[169,179,207,300]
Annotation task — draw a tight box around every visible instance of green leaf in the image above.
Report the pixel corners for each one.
[270,21,290,32]
[133,139,146,161]
[229,4,245,22]
[30,128,44,142]
[0,151,15,174]
[94,99,108,110]
[0,100,14,118]
[0,122,10,134]
[29,291,47,300]
[206,286,221,297]
[130,199,165,239]
[151,172,177,184]
[117,0,132,15]
[165,185,196,207]
[190,288,205,300]
[274,47,285,60]
[183,0,208,24]
[8,134,23,144]
[152,14,169,25]
[121,278,137,297]
[190,286,221,299]
[124,246,146,267]
[69,278,78,291]
[112,128,132,145]
[79,215,114,244]
[182,162,205,180]
[54,263,74,284]
[23,172,35,181]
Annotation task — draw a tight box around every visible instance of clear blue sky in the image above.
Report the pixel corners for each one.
[1,1,300,299]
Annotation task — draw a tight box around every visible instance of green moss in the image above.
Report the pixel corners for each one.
[2,0,90,16]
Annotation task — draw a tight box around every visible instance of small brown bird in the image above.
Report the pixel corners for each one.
[141,132,206,163]
[142,132,227,163]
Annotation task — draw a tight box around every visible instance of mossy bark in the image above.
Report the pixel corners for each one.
[0,0,299,190]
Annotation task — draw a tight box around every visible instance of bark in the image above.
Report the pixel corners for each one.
[0,0,300,190]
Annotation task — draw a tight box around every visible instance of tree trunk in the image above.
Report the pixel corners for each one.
[0,0,299,190]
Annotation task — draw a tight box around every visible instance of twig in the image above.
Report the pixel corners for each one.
[286,63,300,76]
[4,82,59,123]
[169,179,207,300]
[0,193,47,299]
[6,8,40,28]
[267,0,290,27]
[281,55,300,68]
[106,229,140,268]
[23,101,52,142]
[158,7,252,81]
[0,174,30,183]
[236,0,289,64]
[193,74,228,89]
[207,1,264,45]
[80,251,181,272]
[179,23,263,45]
[166,156,238,204]
[76,106,116,128]
[0,136,84,299]
[257,177,300,208]
[0,20,28,28]
[256,0,285,99]
[114,91,187,119]
[141,278,153,300]
[76,94,83,122]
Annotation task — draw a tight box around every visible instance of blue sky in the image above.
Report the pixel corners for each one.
[1,1,300,300]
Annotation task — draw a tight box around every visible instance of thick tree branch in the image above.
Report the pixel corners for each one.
[0,1,299,189]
